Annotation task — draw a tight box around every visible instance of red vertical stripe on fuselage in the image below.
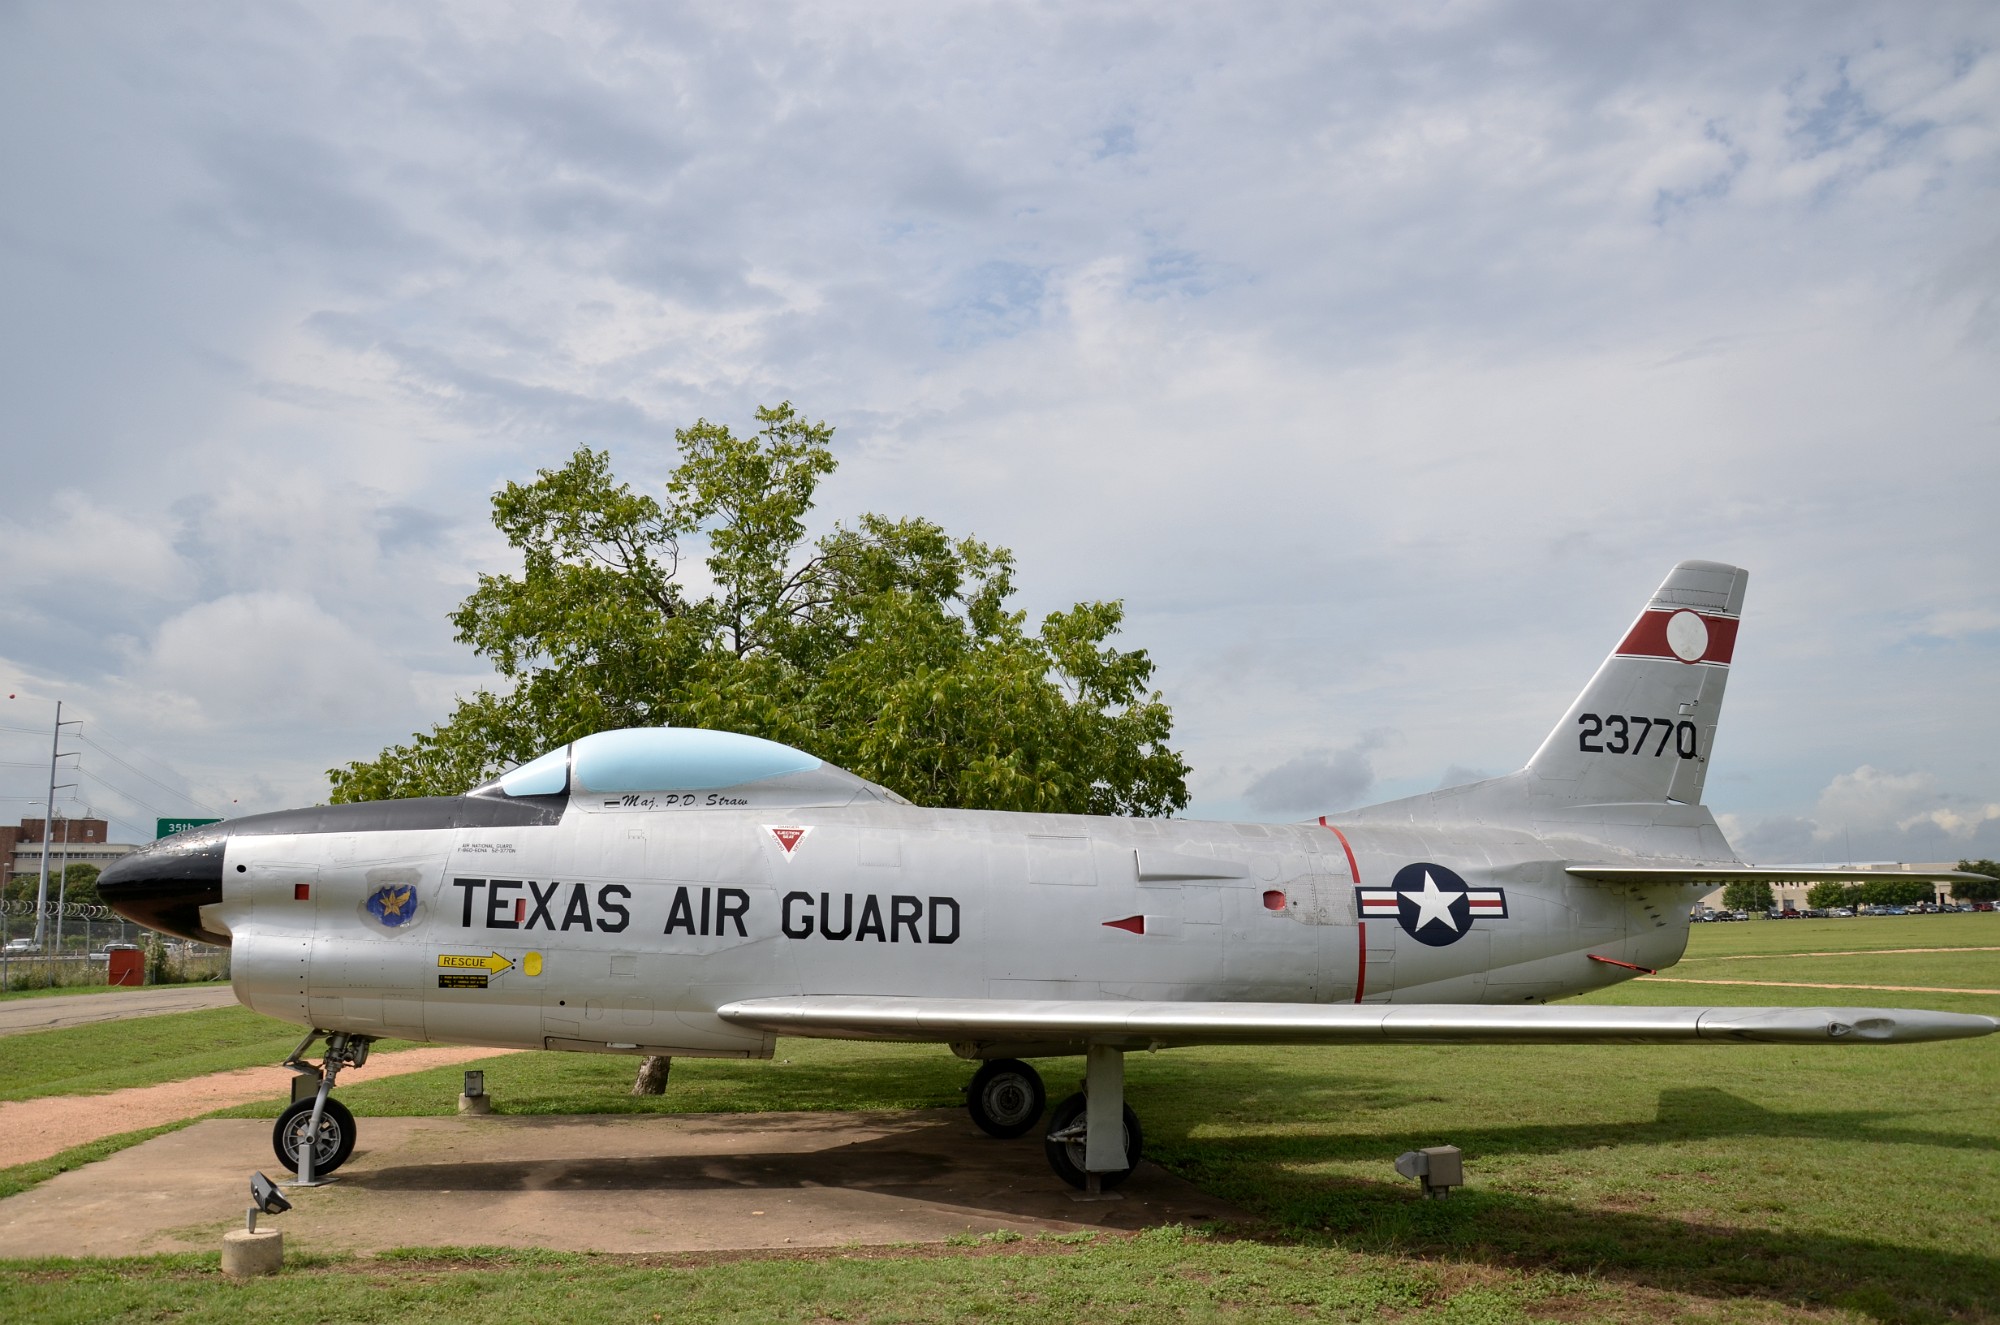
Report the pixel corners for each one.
[1355,921,1367,1003]
[1322,818,1366,1002]
[1319,817,1361,883]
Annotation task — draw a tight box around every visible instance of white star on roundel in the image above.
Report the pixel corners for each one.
[1400,871,1462,933]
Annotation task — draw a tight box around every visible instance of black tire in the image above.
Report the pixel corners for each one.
[1042,1090,1143,1190]
[272,1096,357,1177]
[967,1059,1046,1138]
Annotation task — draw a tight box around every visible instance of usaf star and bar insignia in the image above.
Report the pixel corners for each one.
[1355,862,1506,947]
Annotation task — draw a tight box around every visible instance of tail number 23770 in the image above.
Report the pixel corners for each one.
[1578,714,1698,758]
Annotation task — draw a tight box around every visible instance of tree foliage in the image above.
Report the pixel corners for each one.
[330,404,1190,818]
[4,862,99,905]
[1952,860,2000,903]
[1805,877,1940,909]
[1720,880,1774,912]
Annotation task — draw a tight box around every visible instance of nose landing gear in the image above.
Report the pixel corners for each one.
[274,1030,373,1183]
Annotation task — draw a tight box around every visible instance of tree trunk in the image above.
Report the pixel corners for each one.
[631,1055,672,1095]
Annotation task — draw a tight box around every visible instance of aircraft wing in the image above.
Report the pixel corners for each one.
[1566,865,1992,886]
[717,996,1997,1047]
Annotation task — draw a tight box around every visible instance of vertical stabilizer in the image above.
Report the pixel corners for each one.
[1523,560,1747,806]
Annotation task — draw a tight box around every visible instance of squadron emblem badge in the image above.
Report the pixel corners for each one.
[365,884,419,928]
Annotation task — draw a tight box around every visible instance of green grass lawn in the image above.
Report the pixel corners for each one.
[0,977,232,1003]
[1677,913,2000,956]
[0,1233,1653,1325]
[0,1005,415,1103]
[4,914,1996,1322]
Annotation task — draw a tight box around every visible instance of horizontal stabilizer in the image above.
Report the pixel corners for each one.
[1567,865,1994,887]
[717,995,1996,1048]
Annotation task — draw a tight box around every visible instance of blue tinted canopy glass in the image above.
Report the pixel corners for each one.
[496,746,570,796]
[569,728,821,792]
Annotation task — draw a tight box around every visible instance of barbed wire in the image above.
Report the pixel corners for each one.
[0,899,117,920]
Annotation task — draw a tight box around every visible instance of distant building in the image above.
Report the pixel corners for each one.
[1,818,137,887]
[1696,862,1971,913]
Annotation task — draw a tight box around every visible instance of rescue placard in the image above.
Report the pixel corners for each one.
[438,951,515,984]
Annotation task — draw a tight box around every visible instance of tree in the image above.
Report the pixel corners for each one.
[331,404,1193,1093]
[1806,880,1855,910]
[1954,861,2000,903]
[330,404,1189,818]
[4,862,98,905]
[1853,878,1934,908]
[1721,880,1774,912]
[57,863,99,906]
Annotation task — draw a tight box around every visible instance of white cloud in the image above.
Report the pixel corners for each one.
[1727,765,2000,863]
[1243,732,1392,817]
[0,3,1994,829]
[138,591,412,729]
[1899,804,2000,842]
[0,492,192,599]
[1811,765,1940,838]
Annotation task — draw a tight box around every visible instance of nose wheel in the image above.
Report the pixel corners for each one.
[273,1030,372,1182]
[274,1096,357,1175]
[967,1058,1046,1138]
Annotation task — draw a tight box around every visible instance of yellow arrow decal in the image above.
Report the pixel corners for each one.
[438,952,514,976]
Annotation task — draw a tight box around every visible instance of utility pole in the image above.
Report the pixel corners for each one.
[30,702,80,950]
[53,811,78,955]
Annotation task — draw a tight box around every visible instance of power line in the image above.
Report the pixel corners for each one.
[75,767,190,827]
[73,733,224,815]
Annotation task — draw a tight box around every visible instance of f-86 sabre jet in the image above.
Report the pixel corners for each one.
[99,560,1995,1190]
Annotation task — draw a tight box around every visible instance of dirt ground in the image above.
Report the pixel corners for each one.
[0,1110,1246,1257]
[0,1046,518,1168]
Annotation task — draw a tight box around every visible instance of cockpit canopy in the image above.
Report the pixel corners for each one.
[470,727,903,807]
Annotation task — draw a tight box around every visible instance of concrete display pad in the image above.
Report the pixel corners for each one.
[0,1110,1247,1257]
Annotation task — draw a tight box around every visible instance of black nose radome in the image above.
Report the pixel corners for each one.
[98,827,229,946]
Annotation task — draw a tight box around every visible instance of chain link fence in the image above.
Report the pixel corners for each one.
[0,899,228,992]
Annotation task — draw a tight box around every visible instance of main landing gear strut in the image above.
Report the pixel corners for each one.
[273,1029,373,1183]
[966,1046,1144,1193]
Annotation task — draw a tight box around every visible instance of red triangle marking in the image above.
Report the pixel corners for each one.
[1102,915,1145,935]
[769,826,806,854]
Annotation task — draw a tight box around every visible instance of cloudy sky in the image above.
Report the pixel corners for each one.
[2,2,1995,864]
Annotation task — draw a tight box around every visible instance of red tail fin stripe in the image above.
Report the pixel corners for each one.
[1615,609,1739,666]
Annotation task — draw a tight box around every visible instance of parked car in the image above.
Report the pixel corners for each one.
[1829,907,1856,917]
[2,937,36,955]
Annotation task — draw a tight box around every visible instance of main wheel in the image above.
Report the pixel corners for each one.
[967,1058,1046,1138]
[272,1096,357,1177]
[1042,1091,1143,1190]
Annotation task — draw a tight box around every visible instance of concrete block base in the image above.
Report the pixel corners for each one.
[221,1227,283,1276]
[458,1094,492,1115]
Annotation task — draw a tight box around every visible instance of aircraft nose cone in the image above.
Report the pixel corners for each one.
[98,827,231,946]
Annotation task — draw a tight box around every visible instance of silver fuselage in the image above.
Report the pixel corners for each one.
[222,795,1704,1061]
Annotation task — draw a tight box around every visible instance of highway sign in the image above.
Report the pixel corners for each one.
[156,817,221,840]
